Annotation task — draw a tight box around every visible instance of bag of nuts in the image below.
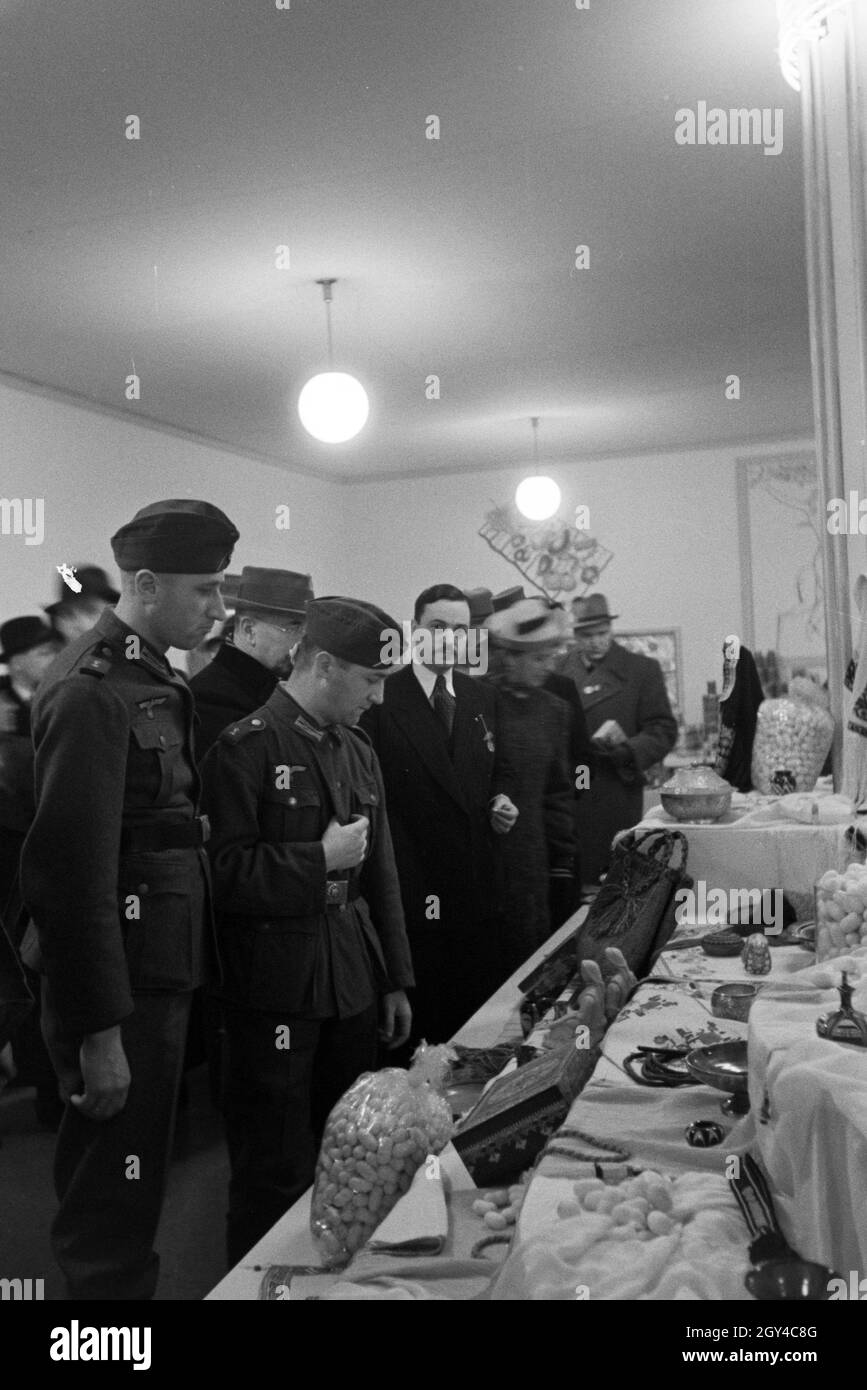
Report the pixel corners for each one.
[310,1043,455,1269]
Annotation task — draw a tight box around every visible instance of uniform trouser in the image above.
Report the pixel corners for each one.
[221,1002,379,1268]
[41,979,192,1300]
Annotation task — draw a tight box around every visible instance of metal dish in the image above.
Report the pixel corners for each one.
[685,1040,750,1115]
[659,789,733,824]
[711,982,763,1023]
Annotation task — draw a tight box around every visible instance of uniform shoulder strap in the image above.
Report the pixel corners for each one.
[77,639,117,680]
[218,712,269,744]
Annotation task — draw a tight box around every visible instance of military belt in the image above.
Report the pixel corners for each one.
[325,877,361,907]
[120,815,211,854]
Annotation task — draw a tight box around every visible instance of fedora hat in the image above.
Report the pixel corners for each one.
[1,615,59,662]
[233,566,314,618]
[44,564,119,616]
[571,593,619,630]
[485,598,571,651]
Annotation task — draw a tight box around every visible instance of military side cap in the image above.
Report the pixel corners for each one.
[306,596,403,670]
[463,587,494,624]
[234,566,314,617]
[111,499,239,574]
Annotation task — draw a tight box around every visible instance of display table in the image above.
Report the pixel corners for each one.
[205,914,582,1300]
[207,910,857,1301]
[637,795,855,909]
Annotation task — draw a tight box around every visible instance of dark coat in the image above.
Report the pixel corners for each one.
[188,641,277,761]
[0,680,35,927]
[360,666,515,939]
[200,685,414,1019]
[20,609,210,1037]
[558,639,678,881]
[360,665,517,1042]
[485,680,575,971]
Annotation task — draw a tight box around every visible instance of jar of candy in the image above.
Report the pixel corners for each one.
[814,865,867,962]
[751,677,834,794]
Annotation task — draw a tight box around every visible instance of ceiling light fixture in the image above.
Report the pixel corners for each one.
[297,278,370,443]
[515,416,561,520]
[776,0,852,90]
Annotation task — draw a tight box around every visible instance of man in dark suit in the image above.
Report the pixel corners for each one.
[189,566,313,759]
[20,498,239,1300]
[200,597,414,1263]
[361,584,518,1046]
[558,594,678,885]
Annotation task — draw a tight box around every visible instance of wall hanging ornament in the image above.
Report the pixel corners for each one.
[478,502,613,601]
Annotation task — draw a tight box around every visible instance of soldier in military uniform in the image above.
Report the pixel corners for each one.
[200,597,414,1265]
[20,498,239,1301]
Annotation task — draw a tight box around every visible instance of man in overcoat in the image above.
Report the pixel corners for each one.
[189,566,312,759]
[20,497,238,1300]
[559,595,677,884]
[360,584,518,1046]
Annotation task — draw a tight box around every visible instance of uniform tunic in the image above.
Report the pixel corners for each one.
[200,683,414,1262]
[19,606,210,1300]
[201,684,414,1017]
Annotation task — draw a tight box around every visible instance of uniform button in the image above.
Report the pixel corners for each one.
[335,781,342,789]
[288,796,297,806]
[159,734,166,747]
[251,718,263,727]
[137,883,149,895]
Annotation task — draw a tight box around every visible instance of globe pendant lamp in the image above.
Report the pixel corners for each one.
[515,416,561,520]
[297,279,370,443]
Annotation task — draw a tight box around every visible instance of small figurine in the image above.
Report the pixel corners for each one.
[742,932,772,975]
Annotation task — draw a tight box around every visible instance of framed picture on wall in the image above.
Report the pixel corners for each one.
[615,628,683,720]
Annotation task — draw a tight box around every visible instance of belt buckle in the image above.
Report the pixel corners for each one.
[326,879,348,907]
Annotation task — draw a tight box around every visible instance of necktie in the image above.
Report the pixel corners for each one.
[432,674,455,736]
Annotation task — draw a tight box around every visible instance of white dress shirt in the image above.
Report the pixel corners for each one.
[412,661,456,703]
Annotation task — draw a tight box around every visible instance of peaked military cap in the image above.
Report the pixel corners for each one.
[110,499,239,574]
[306,596,403,670]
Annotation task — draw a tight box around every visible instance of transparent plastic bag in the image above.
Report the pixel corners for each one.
[310,1043,455,1269]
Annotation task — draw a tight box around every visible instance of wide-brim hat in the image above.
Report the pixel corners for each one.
[572,593,619,630]
[463,587,494,624]
[233,566,313,618]
[0,616,60,662]
[485,598,572,651]
[491,585,525,613]
[44,564,120,616]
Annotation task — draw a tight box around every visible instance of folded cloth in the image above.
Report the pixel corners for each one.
[749,974,867,1278]
[367,1157,448,1254]
[319,1255,501,1301]
[733,792,856,827]
[490,1172,751,1300]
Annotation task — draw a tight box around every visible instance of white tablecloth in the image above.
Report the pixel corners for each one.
[638,803,852,911]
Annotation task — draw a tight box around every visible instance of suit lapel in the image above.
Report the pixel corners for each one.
[388,667,469,812]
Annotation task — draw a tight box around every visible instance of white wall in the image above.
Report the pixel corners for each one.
[339,444,813,726]
[0,374,815,726]
[0,377,343,622]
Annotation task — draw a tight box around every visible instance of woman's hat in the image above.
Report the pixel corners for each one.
[485,598,571,651]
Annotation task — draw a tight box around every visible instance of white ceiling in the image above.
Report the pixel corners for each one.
[0,0,810,481]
